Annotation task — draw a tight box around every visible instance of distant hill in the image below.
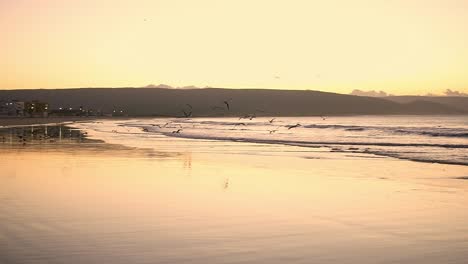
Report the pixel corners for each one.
[0,88,466,116]
[387,96,468,112]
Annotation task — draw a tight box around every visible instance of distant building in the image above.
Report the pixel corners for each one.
[49,107,82,117]
[0,100,25,116]
[25,100,49,117]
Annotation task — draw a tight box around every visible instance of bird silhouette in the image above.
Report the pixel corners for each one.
[269,118,276,123]
[182,110,192,118]
[286,123,301,130]
[223,99,232,110]
[172,129,183,134]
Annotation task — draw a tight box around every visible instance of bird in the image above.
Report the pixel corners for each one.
[172,129,182,134]
[232,123,246,129]
[320,115,327,120]
[269,118,276,123]
[186,104,193,109]
[151,124,161,128]
[223,99,232,110]
[286,123,301,130]
[239,114,255,120]
[182,110,192,118]
[163,122,172,128]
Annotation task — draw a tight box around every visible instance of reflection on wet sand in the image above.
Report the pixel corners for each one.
[0,125,186,159]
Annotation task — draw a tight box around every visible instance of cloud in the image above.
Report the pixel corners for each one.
[350,89,391,97]
[444,89,468,97]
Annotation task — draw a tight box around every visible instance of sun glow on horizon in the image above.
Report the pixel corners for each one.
[1,0,467,95]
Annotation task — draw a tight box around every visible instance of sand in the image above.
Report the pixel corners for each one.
[1,124,468,264]
[0,117,131,127]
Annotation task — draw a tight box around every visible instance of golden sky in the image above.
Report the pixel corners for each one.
[1,0,467,95]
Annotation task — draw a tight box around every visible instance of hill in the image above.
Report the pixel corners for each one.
[0,88,466,116]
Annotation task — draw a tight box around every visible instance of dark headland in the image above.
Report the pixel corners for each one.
[1,87,467,117]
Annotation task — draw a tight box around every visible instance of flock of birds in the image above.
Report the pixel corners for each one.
[136,99,327,135]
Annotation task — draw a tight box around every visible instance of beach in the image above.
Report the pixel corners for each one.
[1,118,468,263]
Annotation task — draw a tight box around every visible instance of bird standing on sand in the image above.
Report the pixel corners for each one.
[172,129,183,134]
[286,123,301,130]
[269,118,276,123]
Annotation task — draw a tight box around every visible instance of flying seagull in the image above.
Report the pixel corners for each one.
[233,123,246,129]
[182,110,192,118]
[223,99,232,110]
[286,123,301,130]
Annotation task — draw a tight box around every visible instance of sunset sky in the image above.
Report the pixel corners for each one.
[1,0,467,95]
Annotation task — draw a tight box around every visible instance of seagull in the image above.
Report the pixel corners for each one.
[223,99,232,110]
[269,118,276,123]
[172,129,182,134]
[182,110,192,118]
[269,126,281,134]
[233,123,246,129]
[286,123,301,130]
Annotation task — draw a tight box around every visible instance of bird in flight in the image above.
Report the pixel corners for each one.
[269,126,281,134]
[286,123,301,130]
[232,123,246,129]
[223,99,232,110]
[182,110,192,118]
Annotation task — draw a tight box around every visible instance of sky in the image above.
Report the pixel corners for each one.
[1,0,467,95]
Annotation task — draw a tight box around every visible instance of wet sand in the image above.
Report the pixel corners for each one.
[1,125,468,263]
[0,117,131,127]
